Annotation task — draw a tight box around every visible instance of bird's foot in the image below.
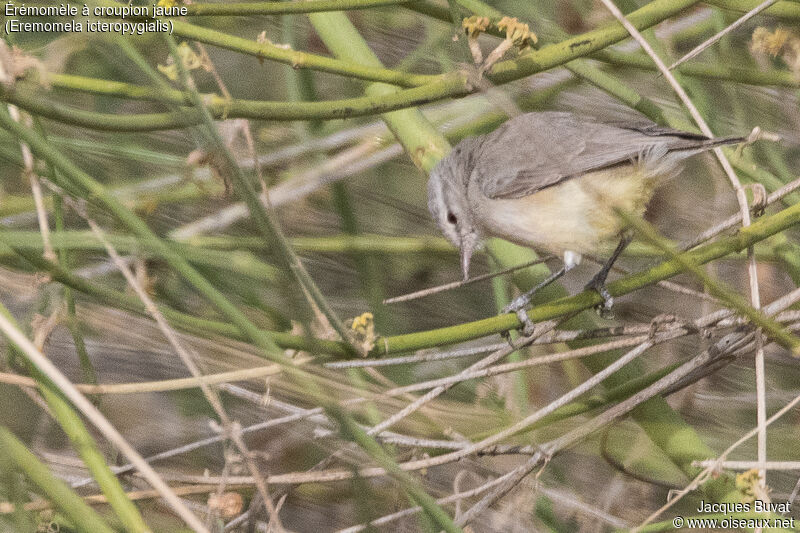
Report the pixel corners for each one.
[500,267,569,342]
[514,308,537,337]
[501,297,537,343]
[584,276,614,319]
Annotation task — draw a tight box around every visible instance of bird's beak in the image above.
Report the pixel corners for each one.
[460,233,477,281]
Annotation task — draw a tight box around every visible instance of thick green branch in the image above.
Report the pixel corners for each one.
[485,0,701,84]
[704,0,800,18]
[597,49,800,88]
[145,0,699,88]
[170,18,435,87]
[2,76,466,130]
[0,230,454,256]
[13,0,771,133]
[375,198,800,355]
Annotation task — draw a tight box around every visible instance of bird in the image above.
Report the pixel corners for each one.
[427,111,746,333]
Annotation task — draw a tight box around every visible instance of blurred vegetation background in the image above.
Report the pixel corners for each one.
[1,0,800,531]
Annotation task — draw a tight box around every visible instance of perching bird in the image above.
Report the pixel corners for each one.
[427,111,746,331]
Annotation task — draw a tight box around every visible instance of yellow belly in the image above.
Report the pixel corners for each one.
[479,166,657,256]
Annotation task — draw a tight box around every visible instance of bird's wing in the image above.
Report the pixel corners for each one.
[476,112,711,200]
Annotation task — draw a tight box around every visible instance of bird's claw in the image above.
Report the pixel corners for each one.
[501,302,537,343]
[585,279,614,319]
[516,308,537,336]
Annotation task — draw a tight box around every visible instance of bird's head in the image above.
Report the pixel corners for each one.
[428,145,482,280]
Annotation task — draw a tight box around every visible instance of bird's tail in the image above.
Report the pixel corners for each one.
[640,134,746,180]
[667,134,746,154]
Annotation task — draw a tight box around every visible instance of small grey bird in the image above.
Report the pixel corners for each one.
[427,111,745,328]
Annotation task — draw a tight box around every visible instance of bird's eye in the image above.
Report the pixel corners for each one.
[447,212,458,225]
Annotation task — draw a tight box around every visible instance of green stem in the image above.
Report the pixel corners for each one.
[598,49,800,88]
[5,205,798,359]
[0,104,355,359]
[113,35,174,90]
[185,233,454,253]
[704,0,800,18]
[53,182,98,388]
[164,33,360,355]
[15,0,776,134]
[0,303,149,532]
[0,241,350,356]
[4,71,564,130]
[308,10,465,531]
[620,210,800,355]
[0,427,116,533]
[31,117,100,388]
[0,230,280,282]
[331,405,463,533]
[170,17,434,86]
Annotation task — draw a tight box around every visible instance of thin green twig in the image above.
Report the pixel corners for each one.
[0,427,116,533]
[164,33,361,355]
[619,209,800,355]
[0,303,150,532]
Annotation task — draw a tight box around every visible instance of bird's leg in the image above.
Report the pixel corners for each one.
[502,266,568,337]
[584,234,633,317]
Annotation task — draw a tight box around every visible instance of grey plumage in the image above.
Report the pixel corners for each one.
[465,112,742,199]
